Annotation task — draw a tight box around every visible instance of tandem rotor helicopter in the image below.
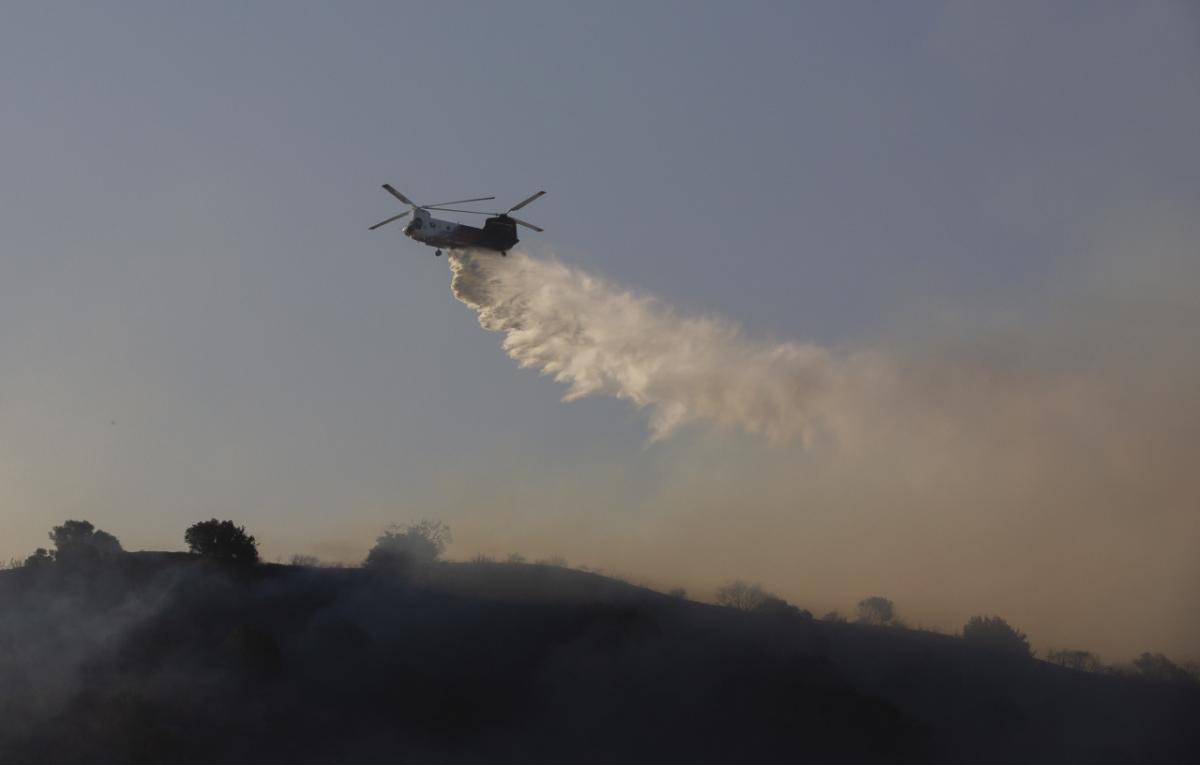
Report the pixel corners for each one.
[368,184,546,257]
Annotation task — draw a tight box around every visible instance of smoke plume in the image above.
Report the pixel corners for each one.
[444,212,1200,661]
[449,251,856,442]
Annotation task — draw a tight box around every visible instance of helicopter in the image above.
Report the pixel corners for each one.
[368,184,546,257]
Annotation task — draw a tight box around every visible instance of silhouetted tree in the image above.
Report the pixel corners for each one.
[1133,652,1194,684]
[49,519,122,565]
[667,587,687,599]
[822,610,847,623]
[185,519,259,563]
[716,580,770,611]
[856,596,895,626]
[506,552,526,564]
[1047,649,1103,673]
[962,615,1032,657]
[364,519,451,572]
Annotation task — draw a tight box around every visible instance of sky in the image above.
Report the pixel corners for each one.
[1,2,1198,661]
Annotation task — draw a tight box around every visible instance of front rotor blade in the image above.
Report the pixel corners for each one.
[509,216,543,233]
[368,210,410,230]
[506,190,546,213]
[423,207,491,214]
[381,184,415,206]
[423,196,495,208]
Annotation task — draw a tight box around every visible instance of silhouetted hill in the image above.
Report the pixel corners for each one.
[1,553,1195,764]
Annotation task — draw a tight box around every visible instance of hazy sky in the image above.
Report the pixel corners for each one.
[2,2,1197,660]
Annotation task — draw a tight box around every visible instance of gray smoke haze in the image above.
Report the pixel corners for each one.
[0,562,180,748]
[444,209,1200,661]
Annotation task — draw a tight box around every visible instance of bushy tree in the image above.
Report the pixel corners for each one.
[856,596,895,626]
[1133,652,1194,684]
[822,610,847,623]
[962,615,1032,657]
[364,519,451,572]
[716,580,770,611]
[49,519,122,564]
[185,519,259,563]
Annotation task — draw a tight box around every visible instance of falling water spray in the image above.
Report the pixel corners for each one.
[448,250,848,442]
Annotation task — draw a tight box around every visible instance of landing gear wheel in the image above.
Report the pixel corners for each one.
[501,251,507,257]
[435,249,442,257]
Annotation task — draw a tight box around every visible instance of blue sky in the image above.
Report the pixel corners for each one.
[2,2,1197,658]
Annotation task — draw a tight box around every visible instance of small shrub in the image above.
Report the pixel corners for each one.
[23,548,55,569]
[753,595,812,620]
[365,519,451,572]
[716,580,770,611]
[1046,649,1103,673]
[962,615,1032,657]
[289,554,321,567]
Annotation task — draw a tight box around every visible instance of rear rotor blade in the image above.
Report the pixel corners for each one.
[422,207,492,214]
[381,184,415,206]
[509,216,543,233]
[506,190,546,213]
[423,196,495,208]
[368,210,410,230]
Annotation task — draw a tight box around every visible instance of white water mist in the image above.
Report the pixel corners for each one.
[449,250,846,442]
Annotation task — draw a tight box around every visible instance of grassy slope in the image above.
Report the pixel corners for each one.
[0,554,1196,764]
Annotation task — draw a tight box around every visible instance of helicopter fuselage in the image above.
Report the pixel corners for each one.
[404,208,518,255]
[369,184,543,255]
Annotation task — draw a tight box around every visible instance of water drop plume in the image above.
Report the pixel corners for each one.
[448,250,848,441]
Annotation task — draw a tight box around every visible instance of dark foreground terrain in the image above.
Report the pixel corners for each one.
[1,554,1196,764]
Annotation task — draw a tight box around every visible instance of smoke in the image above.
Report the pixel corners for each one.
[449,250,863,442]
[443,214,1200,661]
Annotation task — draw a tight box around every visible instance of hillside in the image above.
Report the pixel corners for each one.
[1,553,1196,764]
